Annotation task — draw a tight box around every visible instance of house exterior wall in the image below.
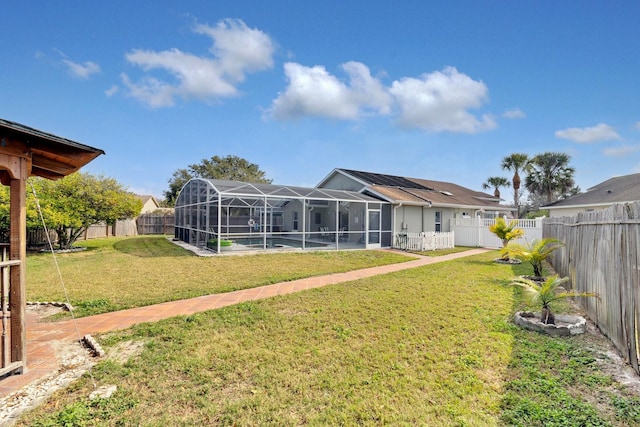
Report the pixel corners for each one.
[140,199,158,214]
[283,200,304,231]
[393,206,461,233]
[548,204,611,218]
[320,173,364,192]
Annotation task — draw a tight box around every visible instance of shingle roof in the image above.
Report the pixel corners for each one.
[340,169,430,189]
[544,173,640,208]
[337,168,508,210]
[0,118,104,180]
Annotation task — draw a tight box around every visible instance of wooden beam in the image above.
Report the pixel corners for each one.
[9,158,28,372]
[31,153,77,176]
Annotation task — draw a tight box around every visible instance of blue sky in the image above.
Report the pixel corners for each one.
[2,1,639,200]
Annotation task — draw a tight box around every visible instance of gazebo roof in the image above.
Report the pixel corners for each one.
[0,118,105,180]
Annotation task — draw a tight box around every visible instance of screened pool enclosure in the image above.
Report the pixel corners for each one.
[175,179,392,253]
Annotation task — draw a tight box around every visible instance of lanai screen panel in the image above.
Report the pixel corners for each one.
[174,178,386,252]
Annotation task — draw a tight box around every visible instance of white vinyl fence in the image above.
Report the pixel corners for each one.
[450,217,543,248]
[393,231,455,251]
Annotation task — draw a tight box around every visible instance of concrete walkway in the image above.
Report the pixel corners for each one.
[0,248,490,398]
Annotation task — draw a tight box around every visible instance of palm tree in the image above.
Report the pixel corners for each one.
[482,176,510,198]
[505,237,564,278]
[489,217,525,260]
[511,275,597,325]
[525,152,576,206]
[501,153,529,218]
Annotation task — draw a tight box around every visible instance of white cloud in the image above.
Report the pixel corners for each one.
[62,59,101,79]
[270,64,494,133]
[603,144,640,157]
[121,19,275,108]
[269,62,392,120]
[503,107,526,119]
[555,123,621,143]
[105,85,119,97]
[389,67,495,133]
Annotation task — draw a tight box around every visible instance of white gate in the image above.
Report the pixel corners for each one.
[393,231,455,251]
[451,217,543,248]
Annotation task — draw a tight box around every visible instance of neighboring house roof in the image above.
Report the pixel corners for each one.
[319,168,511,211]
[137,195,158,206]
[543,173,640,210]
[136,195,160,214]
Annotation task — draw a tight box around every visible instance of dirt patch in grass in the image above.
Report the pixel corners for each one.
[581,321,640,395]
[0,309,147,426]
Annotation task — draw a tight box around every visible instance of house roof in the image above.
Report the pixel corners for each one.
[327,168,511,211]
[136,195,159,205]
[544,173,640,209]
[0,118,105,180]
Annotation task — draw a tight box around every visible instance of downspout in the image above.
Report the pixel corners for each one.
[421,200,432,232]
[393,203,403,245]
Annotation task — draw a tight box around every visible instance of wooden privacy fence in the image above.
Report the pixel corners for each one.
[25,213,175,247]
[393,231,455,251]
[544,203,640,375]
[137,213,174,235]
[451,217,543,248]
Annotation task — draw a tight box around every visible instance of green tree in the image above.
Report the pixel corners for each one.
[525,152,578,206]
[164,155,272,206]
[501,153,529,218]
[27,173,142,249]
[482,176,510,198]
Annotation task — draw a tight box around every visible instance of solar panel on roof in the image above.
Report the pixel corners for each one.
[341,169,430,190]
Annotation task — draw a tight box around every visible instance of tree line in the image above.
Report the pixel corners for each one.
[483,152,579,218]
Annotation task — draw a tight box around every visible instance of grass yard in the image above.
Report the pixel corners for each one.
[26,236,413,317]
[16,249,640,426]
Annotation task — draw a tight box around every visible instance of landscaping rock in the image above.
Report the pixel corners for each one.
[514,311,587,336]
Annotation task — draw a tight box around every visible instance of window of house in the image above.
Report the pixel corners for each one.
[315,211,322,225]
[293,211,299,230]
[435,211,442,232]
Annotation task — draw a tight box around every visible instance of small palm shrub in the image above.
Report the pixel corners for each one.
[504,238,563,278]
[510,275,597,324]
[489,218,525,260]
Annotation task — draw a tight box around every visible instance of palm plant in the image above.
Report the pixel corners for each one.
[489,217,525,260]
[482,176,510,198]
[504,237,564,278]
[525,152,577,205]
[501,153,529,218]
[510,275,597,325]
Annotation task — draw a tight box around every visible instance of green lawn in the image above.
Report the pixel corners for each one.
[17,241,640,426]
[26,236,414,317]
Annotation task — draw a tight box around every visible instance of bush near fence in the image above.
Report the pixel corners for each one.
[544,203,640,375]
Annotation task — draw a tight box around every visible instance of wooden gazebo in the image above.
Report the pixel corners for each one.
[0,118,104,376]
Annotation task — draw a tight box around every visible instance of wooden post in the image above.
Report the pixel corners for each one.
[9,158,28,371]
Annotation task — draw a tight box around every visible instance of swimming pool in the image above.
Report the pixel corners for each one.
[233,237,328,249]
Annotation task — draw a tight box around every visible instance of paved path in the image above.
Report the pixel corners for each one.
[0,248,490,398]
